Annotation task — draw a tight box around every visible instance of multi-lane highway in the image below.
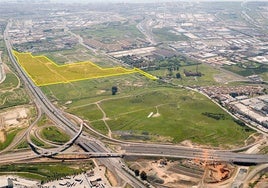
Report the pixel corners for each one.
[121,144,268,164]
[0,51,6,84]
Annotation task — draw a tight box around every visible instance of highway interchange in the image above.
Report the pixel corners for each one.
[1,21,268,187]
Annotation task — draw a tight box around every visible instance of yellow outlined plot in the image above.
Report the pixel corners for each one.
[13,50,158,86]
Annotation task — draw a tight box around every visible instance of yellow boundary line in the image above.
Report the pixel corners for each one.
[12,50,158,86]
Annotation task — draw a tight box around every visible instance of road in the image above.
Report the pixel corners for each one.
[121,144,268,164]
[0,51,6,84]
[0,151,39,164]
[4,21,149,188]
[137,18,156,45]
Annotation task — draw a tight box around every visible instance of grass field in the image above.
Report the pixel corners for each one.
[0,162,94,182]
[41,74,158,106]
[0,73,19,90]
[150,63,220,86]
[73,22,144,42]
[13,51,156,86]
[153,27,189,42]
[33,45,95,65]
[41,126,70,143]
[98,88,252,147]
[41,69,253,148]
[0,88,29,110]
[223,63,268,81]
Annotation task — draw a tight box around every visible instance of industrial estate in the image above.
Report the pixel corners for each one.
[0,0,267,188]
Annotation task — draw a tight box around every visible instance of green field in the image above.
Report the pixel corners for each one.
[41,126,70,143]
[34,45,95,65]
[99,88,252,147]
[0,129,20,150]
[150,63,221,86]
[0,73,19,90]
[0,162,94,183]
[153,27,189,42]
[0,88,29,110]
[41,73,158,107]
[73,22,144,41]
[41,70,254,148]
[223,63,268,81]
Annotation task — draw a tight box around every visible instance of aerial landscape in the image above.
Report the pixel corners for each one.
[0,0,267,187]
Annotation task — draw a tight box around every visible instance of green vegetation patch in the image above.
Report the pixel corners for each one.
[0,88,29,110]
[16,139,29,149]
[41,126,70,143]
[150,63,220,86]
[223,63,268,81]
[41,74,157,107]
[153,27,189,42]
[0,73,19,90]
[30,136,45,147]
[90,120,109,136]
[0,129,20,151]
[67,104,103,121]
[101,88,253,147]
[0,161,94,183]
[74,22,144,41]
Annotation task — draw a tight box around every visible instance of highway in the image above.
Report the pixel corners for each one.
[121,144,268,164]
[0,51,6,84]
[4,21,149,188]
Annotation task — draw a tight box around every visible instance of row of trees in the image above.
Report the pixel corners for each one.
[134,169,147,180]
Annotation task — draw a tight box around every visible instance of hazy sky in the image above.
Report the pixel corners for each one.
[0,0,247,2]
[50,0,245,2]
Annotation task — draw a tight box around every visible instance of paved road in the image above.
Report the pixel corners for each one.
[0,51,6,84]
[121,144,268,164]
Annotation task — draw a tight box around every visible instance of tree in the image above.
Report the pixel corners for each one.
[140,171,147,180]
[176,72,181,79]
[112,86,118,95]
[134,169,140,176]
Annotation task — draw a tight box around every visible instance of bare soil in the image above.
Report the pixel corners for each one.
[0,130,6,143]
[106,169,117,187]
[0,107,29,129]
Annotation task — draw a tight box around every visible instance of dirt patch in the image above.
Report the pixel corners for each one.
[96,90,106,95]
[152,113,161,118]
[129,159,199,187]
[0,130,6,143]
[105,169,117,187]
[180,140,194,148]
[0,107,30,129]
[205,163,234,183]
[65,100,72,105]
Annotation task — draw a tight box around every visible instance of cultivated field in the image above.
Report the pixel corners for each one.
[13,51,156,86]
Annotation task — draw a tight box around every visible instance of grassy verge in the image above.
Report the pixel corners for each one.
[0,129,20,151]
[0,161,94,183]
[89,120,109,136]
[41,126,70,143]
